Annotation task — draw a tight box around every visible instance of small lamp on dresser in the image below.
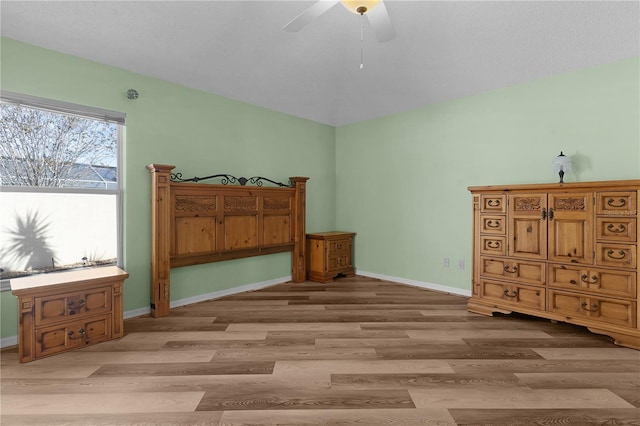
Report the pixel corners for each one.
[552,151,572,183]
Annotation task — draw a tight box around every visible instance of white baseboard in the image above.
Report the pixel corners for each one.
[124,275,293,319]
[0,275,292,348]
[0,335,17,348]
[356,269,472,298]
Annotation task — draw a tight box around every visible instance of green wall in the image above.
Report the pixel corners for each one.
[336,56,640,293]
[0,37,336,340]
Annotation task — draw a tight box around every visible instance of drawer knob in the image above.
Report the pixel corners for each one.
[580,302,600,313]
[606,249,627,260]
[606,223,626,234]
[68,328,87,340]
[503,265,518,274]
[503,289,518,298]
[486,241,500,249]
[580,274,599,284]
[607,198,626,208]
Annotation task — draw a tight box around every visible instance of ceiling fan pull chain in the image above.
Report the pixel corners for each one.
[360,13,365,69]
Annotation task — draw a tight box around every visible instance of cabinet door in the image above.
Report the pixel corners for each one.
[508,194,547,260]
[547,193,593,265]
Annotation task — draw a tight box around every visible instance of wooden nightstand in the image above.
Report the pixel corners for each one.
[10,266,129,363]
[306,232,355,283]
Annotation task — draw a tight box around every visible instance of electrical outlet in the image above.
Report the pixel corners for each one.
[458,259,465,270]
[443,257,450,268]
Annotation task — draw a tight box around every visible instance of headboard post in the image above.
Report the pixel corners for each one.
[147,164,175,318]
[290,176,309,283]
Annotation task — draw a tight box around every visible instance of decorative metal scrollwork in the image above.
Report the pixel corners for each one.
[606,249,627,260]
[580,302,600,312]
[548,208,554,221]
[607,223,626,234]
[486,220,500,228]
[607,198,626,208]
[541,208,547,220]
[486,241,500,249]
[580,274,599,284]
[170,172,292,187]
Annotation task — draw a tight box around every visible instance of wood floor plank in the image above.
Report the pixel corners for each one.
[409,388,635,409]
[196,388,415,411]
[1,391,205,414]
[532,347,640,360]
[90,360,275,377]
[219,408,456,425]
[331,372,527,389]
[448,408,640,425]
[0,413,223,426]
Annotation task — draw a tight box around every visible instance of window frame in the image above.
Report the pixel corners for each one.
[0,92,125,288]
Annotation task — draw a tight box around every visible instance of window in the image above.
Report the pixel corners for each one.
[0,92,124,281]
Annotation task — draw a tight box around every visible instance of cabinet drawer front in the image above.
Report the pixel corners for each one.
[480,215,506,234]
[480,257,545,286]
[35,286,112,327]
[548,290,637,328]
[595,243,637,269]
[35,315,112,359]
[480,194,506,213]
[596,217,637,242]
[329,239,350,255]
[596,191,637,216]
[328,255,350,271]
[480,280,545,311]
[548,264,637,299]
[480,236,506,256]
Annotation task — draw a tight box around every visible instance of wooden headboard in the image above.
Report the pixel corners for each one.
[147,164,309,318]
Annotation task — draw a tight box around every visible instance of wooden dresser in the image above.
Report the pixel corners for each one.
[306,232,355,283]
[468,180,639,350]
[10,266,129,363]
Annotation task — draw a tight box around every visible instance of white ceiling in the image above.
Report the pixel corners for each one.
[1,1,638,126]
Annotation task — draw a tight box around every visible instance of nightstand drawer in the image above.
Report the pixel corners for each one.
[329,239,351,255]
[35,286,112,327]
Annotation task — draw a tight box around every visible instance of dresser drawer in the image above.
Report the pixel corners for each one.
[328,255,351,271]
[35,286,112,327]
[35,314,112,359]
[596,191,637,216]
[479,279,545,311]
[480,257,545,286]
[328,239,351,255]
[480,194,506,213]
[595,242,637,269]
[596,217,637,242]
[480,215,506,235]
[548,289,637,329]
[548,264,637,299]
[480,236,507,256]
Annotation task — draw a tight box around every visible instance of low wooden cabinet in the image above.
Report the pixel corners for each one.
[10,266,129,363]
[306,232,355,283]
[468,180,639,350]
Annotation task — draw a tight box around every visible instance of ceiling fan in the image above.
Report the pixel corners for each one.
[283,0,396,43]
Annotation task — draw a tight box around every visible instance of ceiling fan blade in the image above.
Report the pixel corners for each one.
[367,1,396,42]
[283,1,339,32]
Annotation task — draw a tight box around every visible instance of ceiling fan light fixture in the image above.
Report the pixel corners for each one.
[340,0,381,15]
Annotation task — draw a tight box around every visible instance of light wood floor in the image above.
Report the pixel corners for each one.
[2,275,640,425]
